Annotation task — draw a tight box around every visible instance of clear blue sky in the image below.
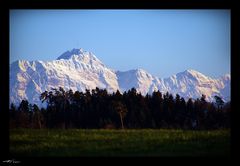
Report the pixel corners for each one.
[10,10,230,78]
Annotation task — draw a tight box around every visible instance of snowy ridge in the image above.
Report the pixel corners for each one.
[116,69,165,95]
[162,70,230,102]
[10,48,231,106]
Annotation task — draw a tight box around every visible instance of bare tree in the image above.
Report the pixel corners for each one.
[112,101,128,129]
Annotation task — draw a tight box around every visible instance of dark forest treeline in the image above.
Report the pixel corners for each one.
[9,87,230,130]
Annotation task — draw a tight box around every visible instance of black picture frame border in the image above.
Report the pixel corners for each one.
[0,0,238,165]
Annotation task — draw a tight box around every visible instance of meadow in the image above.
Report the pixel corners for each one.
[10,129,230,157]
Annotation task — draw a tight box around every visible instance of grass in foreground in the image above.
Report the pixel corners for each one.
[10,129,230,157]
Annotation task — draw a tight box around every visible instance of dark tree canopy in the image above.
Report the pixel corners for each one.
[9,87,230,130]
[214,95,225,110]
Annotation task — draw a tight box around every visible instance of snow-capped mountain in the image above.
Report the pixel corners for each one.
[10,48,230,106]
[10,48,119,106]
[162,70,230,102]
[116,69,168,95]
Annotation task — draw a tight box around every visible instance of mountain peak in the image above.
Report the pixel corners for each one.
[183,69,207,78]
[184,69,200,74]
[57,48,85,60]
[127,68,148,74]
[136,68,147,73]
[174,69,213,83]
[56,48,104,66]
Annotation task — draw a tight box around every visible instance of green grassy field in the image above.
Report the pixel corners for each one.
[10,129,230,157]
